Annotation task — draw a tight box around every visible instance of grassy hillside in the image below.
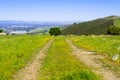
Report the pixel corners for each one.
[0,35,51,80]
[39,37,100,80]
[69,35,120,78]
[1,35,120,79]
[62,16,120,35]
[69,35,120,61]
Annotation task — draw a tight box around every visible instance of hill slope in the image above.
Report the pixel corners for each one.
[62,16,120,35]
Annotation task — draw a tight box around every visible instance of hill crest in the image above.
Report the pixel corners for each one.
[62,15,120,35]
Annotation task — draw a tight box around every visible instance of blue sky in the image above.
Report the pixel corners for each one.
[0,0,120,21]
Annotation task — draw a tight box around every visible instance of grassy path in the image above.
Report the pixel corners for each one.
[38,37,100,80]
[13,40,53,80]
[66,39,120,80]
[0,35,51,80]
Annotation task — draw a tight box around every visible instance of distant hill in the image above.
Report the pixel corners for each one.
[62,15,120,35]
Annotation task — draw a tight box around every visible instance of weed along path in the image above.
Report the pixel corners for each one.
[66,39,120,80]
[13,40,53,80]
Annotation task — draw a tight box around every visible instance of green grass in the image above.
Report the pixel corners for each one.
[0,35,51,80]
[69,35,120,77]
[39,36,100,80]
[2,35,119,80]
[69,35,120,61]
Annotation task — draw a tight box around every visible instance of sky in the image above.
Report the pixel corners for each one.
[0,0,120,21]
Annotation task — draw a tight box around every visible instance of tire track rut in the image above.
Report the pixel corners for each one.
[66,39,120,80]
[13,40,53,80]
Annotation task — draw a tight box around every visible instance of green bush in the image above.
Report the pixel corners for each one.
[49,27,61,36]
[107,26,120,35]
[0,29,3,33]
[107,19,120,35]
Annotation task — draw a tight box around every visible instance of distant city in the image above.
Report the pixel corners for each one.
[0,21,74,34]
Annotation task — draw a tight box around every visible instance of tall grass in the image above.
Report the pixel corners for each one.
[0,35,51,80]
[69,35,120,60]
[39,37,100,80]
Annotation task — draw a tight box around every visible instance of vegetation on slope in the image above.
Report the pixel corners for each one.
[0,35,51,80]
[69,35,120,76]
[62,16,120,35]
[69,35,120,61]
[39,37,100,80]
[107,19,120,35]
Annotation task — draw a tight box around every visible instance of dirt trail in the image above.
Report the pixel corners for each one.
[13,40,53,80]
[66,39,120,80]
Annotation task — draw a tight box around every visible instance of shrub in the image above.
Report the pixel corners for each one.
[0,29,3,33]
[107,19,120,35]
[107,26,120,35]
[73,23,77,25]
[49,27,61,36]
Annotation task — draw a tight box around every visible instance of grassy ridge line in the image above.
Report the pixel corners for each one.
[69,36,120,61]
[62,16,120,35]
[39,36,100,80]
[0,35,51,80]
[61,16,114,35]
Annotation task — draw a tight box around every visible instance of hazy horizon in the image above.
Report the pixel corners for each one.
[0,0,120,21]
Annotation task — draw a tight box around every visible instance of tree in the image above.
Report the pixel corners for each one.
[73,23,77,25]
[0,29,3,33]
[107,25,120,35]
[107,19,120,35]
[49,28,61,36]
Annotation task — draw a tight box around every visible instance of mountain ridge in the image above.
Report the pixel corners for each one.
[62,15,120,35]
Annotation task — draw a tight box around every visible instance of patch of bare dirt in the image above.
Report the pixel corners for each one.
[66,39,120,80]
[13,40,53,80]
